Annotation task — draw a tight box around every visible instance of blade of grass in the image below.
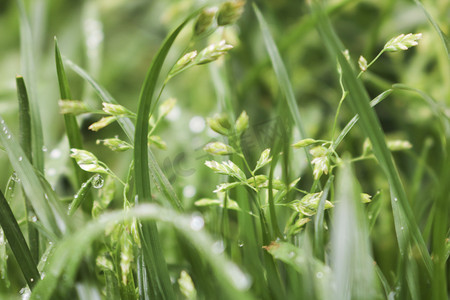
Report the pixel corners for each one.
[314,175,334,261]
[16,75,40,264]
[0,189,40,289]
[133,10,201,299]
[0,116,64,238]
[16,0,44,173]
[310,0,433,277]
[431,143,450,299]
[412,0,450,58]
[331,160,380,299]
[30,204,255,300]
[333,89,393,150]
[253,4,313,171]
[54,38,85,188]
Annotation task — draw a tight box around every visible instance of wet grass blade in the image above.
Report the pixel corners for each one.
[0,189,40,289]
[0,117,63,238]
[54,38,85,187]
[310,0,433,277]
[16,75,39,264]
[30,204,255,300]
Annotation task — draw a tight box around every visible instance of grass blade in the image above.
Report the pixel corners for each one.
[314,175,334,260]
[331,161,380,299]
[0,189,40,288]
[310,0,433,277]
[333,89,393,149]
[133,10,201,298]
[253,4,313,169]
[16,75,40,264]
[0,117,64,238]
[30,204,255,300]
[16,0,44,173]
[412,0,450,58]
[54,38,85,188]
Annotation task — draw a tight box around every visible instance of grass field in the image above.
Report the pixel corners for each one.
[0,0,449,299]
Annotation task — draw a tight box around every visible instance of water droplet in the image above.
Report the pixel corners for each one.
[31,216,38,222]
[237,240,244,248]
[18,156,23,161]
[316,272,323,279]
[190,214,204,231]
[40,273,46,279]
[394,198,398,202]
[401,226,404,230]
[228,264,252,291]
[7,134,11,139]
[30,278,34,282]
[92,174,104,189]
[212,240,225,254]
[0,120,4,124]
[42,146,47,152]
[288,251,295,258]
[74,194,78,199]
[44,194,49,200]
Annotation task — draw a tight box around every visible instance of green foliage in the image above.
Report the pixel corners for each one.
[0,0,448,299]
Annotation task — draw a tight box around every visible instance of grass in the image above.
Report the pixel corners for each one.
[0,0,448,299]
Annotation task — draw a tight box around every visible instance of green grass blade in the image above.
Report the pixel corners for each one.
[253,5,313,168]
[0,189,40,289]
[310,0,433,277]
[30,204,255,300]
[314,175,334,260]
[331,161,380,299]
[412,0,450,58]
[16,0,44,173]
[431,143,450,299]
[333,89,393,149]
[54,38,85,188]
[66,60,183,211]
[16,75,40,264]
[133,11,200,299]
[0,117,63,238]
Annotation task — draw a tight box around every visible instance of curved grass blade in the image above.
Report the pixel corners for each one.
[16,0,44,173]
[333,89,393,149]
[331,161,380,299]
[30,204,255,300]
[253,4,313,169]
[0,189,40,289]
[412,0,450,59]
[17,75,40,264]
[133,10,202,299]
[67,176,94,216]
[314,175,334,261]
[66,60,182,211]
[54,38,85,188]
[0,117,63,238]
[310,0,433,277]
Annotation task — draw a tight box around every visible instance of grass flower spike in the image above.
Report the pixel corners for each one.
[383,33,422,52]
